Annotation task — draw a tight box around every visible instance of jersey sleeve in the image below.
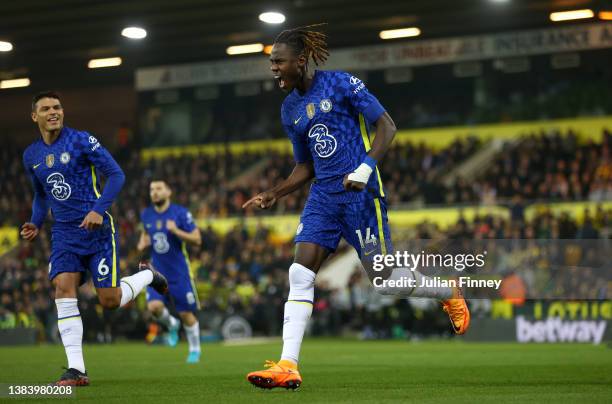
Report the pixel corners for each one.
[23,150,49,228]
[79,132,126,215]
[281,104,311,164]
[337,72,386,124]
[177,207,197,232]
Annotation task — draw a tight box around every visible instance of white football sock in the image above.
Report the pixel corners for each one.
[280,263,316,365]
[156,307,179,329]
[184,321,201,353]
[376,267,453,300]
[56,298,85,373]
[120,270,154,307]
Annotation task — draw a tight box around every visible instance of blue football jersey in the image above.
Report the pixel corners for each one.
[281,70,387,203]
[22,126,124,254]
[141,203,197,283]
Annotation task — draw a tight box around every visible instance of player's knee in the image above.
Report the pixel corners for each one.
[99,294,121,310]
[287,263,316,301]
[148,301,164,315]
[53,282,77,299]
[179,312,197,326]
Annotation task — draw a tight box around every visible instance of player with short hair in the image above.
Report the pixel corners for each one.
[138,179,202,363]
[21,91,169,386]
[243,25,470,390]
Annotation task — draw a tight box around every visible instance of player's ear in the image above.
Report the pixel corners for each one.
[297,53,307,68]
[31,111,37,123]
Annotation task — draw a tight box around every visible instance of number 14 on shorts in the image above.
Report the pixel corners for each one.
[356,227,378,255]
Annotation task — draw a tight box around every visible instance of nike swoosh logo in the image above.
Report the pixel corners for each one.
[33,163,41,169]
[97,277,108,282]
[294,116,302,125]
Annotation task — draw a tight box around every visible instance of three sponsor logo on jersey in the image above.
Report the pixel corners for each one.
[304,98,336,158]
[308,124,337,158]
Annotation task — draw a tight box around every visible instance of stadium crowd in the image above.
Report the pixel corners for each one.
[458,130,612,205]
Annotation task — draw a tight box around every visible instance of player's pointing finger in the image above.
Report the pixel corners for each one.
[242,195,261,209]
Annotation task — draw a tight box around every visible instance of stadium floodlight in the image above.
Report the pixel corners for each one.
[121,26,147,39]
[259,12,286,24]
[599,11,612,20]
[379,27,421,40]
[0,77,30,89]
[226,43,265,55]
[550,9,594,22]
[88,57,123,69]
[0,41,13,52]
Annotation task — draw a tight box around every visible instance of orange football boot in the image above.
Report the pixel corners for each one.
[442,287,471,335]
[247,360,302,390]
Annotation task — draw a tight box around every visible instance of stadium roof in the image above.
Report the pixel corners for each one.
[0,0,608,87]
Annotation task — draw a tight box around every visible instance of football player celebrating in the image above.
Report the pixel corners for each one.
[243,25,470,390]
[22,91,168,386]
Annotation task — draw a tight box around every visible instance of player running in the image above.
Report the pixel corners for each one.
[21,91,169,386]
[137,179,202,363]
[243,25,470,390]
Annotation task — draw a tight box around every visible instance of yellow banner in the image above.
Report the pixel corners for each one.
[524,201,612,222]
[197,201,611,240]
[1,202,608,250]
[0,227,19,256]
[196,205,510,241]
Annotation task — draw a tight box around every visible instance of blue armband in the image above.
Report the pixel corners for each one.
[363,155,377,170]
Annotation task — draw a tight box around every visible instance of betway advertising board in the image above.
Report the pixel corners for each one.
[466,300,612,344]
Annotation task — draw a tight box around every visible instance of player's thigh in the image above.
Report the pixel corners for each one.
[344,196,393,256]
[88,231,120,289]
[169,278,199,313]
[49,250,84,297]
[343,197,394,278]
[294,198,341,271]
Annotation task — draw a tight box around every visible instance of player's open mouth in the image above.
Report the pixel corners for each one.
[274,75,286,89]
[48,117,59,122]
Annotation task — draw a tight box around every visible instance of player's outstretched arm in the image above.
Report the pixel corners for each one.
[344,112,397,192]
[242,161,314,209]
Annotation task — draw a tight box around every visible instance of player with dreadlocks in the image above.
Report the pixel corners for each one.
[243,24,470,390]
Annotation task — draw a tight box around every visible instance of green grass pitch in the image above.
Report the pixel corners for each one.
[1,339,611,403]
